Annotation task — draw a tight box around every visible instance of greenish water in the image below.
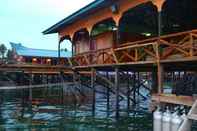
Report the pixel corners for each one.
[0,89,152,131]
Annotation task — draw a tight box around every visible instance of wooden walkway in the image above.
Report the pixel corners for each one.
[152,94,195,107]
[0,82,74,90]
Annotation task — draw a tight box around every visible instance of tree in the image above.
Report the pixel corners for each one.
[0,44,7,59]
[7,49,15,61]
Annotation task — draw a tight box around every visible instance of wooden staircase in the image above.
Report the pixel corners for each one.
[178,100,197,131]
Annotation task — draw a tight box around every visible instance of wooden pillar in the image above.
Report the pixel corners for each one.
[137,72,140,98]
[106,71,110,115]
[152,69,158,94]
[127,71,130,111]
[115,67,119,118]
[29,74,33,110]
[91,68,96,114]
[157,63,164,94]
[58,41,61,65]
[60,71,64,105]
[153,0,165,36]
[158,11,162,37]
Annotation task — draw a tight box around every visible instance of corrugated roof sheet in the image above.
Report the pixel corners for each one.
[43,0,113,34]
[10,42,71,58]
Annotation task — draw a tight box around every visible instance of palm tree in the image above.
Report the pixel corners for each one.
[0,44,7,59]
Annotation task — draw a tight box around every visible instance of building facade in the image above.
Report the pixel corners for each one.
[10,42,71,65]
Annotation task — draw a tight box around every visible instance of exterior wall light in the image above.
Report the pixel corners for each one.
[32,58,37,62]
[142,33,152,37]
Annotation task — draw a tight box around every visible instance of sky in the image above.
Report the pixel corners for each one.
[0,0,94,51]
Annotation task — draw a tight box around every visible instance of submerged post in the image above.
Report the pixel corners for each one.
[115,67,119,119]
[91,68,96,115]
[106,71,110,115]
[60,71,64,105]
[157,63,164,94]
[29,74,33,110]
[127,71,130,111]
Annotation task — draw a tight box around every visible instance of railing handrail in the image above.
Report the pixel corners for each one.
[73,47,112,57]
[73,29,197,57]
[117,29,197,48]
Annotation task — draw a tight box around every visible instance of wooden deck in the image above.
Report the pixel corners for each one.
[71,30,197,70]
[152,94,195,107]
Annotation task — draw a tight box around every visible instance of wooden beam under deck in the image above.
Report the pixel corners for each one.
[0,64,91,75]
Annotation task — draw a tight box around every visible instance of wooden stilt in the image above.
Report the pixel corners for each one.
[133,72,136,106]
[60,71,64,105]
[106,71,110,116]
[137,72,140,98]
[115,67,119,118]
[157,63,164,94]
[152,69,158,94]
[91,68,96,115]
[127,71,130,111]
[29,74,33,110]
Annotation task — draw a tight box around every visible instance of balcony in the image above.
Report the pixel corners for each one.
[71,29,197,68]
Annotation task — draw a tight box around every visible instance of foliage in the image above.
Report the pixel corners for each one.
[0,44,7,59]
[6,49,15,61]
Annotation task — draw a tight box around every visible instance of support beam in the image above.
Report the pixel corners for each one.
[91,68,96,115]
[115,67,119,119]
[152,69,158,94]
[106,72,110,114]
[127,71,130,111]
[158,11,162,37]
[157,63,164,94]
[133,72,136,105]
[58,41,61,65]
[29,74,33,110]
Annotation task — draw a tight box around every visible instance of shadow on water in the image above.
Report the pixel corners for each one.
[0,86,152,131]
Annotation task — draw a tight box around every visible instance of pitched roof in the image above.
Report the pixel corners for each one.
[10,42,71,58]
[43,0,113,34]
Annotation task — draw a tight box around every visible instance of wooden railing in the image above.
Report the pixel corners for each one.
[71,48,117,66]
[71,29,197,67]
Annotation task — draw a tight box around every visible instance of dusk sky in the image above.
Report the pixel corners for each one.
[0,0,93,50]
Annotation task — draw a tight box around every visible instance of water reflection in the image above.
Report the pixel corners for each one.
[0,88,152,131]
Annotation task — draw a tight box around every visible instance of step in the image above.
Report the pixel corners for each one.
[187,114,197,121]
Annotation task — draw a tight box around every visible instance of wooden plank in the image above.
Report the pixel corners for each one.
[187,114,197,121]
[160,39,190,56]
[111,48,119,64]
[115,42,156,51]
[178,100,197,131]
[152,94,194,106]
[0,82,73,90]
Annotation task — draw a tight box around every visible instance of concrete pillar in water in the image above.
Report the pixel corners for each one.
[115,67,119,119]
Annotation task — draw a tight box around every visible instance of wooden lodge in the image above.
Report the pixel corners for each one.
[43,0,197,112]
[10,42,71,66]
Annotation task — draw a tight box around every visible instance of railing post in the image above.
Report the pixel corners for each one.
[190,33,194,57]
